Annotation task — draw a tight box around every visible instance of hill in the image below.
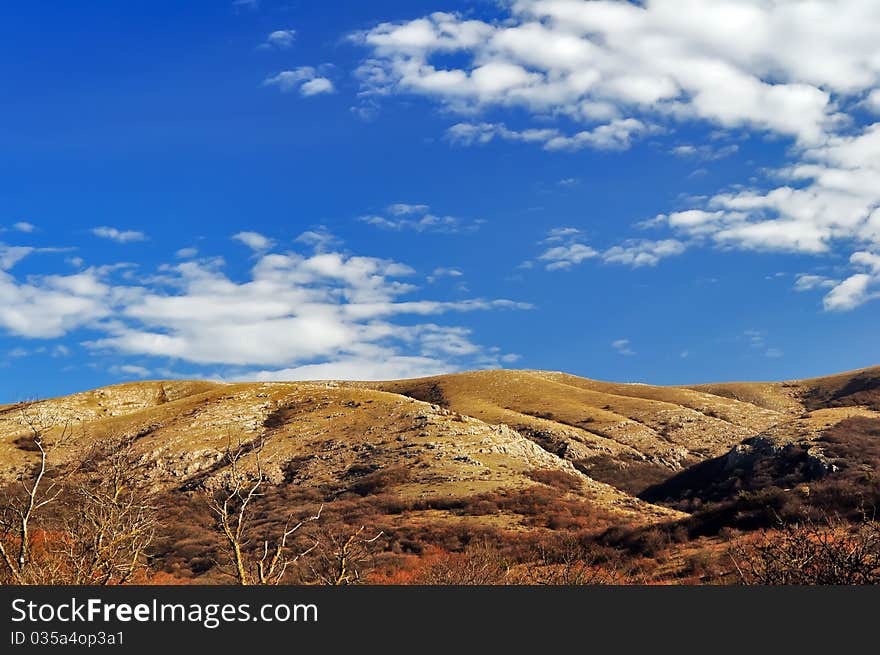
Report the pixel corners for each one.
[0,365,877,584]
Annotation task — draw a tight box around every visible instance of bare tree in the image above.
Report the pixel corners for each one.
[206,437,321,585]
[307,526,384,586]
[57,437,157,585]
[0,407,72,584]
[730,516,880,585]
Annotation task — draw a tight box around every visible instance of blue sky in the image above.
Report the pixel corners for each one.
[1,0,879,401]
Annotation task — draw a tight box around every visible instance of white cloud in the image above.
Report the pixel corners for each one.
[359,204,483,234]
[176,247,199,259]
[539,243,598,271]
[793,274,838,292]
[671,143,739,161]
[352,2,880,146]
[0,262,114,339]
[649,122,880,308]
[92,227,146,243]
[431,267,463,278]
[83,251,528,376]
[427,267,464,284]
[865,90,880,114]
[300,77,335,96]
[113,364,152,378]
[745,329,766,348]
[261,29,296,50]
[537,227,597,270]
[12,222,36,233]
[612,339,635,356]
[0,230,529,380]
[823,251,880,311]
[232,231,274,252]
[0,245,34,270]
[446,119,649,152]
[295,227,340,253]
[349,2,880,313]
[543,227,582,243]
[249,355,453,382]
[602,239,686,267]
[262,67,314,91]
[388,203,430,216]
[743,329,784,357]
[536,228,684,271]
[263,67,335,96]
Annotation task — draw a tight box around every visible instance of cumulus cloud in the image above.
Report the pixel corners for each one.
[92,227,147,243]
[260,29,296,50]
[823,251,880,311]
[602,239,687,267]
[300,77,335,96]
[535,228,685,271]
[351,2,880,146]
[263,67,335,96]
[646,122,880,308]
[295,226,340,253]
[84,251,528,377]
[0,230,529,380]
[539,243,598,271]
[0,204,544,384]
[348,2,880,312]
[232,231,274,252]
[0,250,115,338]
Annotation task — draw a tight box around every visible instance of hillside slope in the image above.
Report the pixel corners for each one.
[365,370,787,493]
[4,366,876,505]
[0,378,681,526]
[2,365,878,583]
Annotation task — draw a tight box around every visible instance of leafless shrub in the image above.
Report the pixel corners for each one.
[305,526,384,585]
[513,534,624,585]
[56,437,157,584]
[415,541,512,585]
[730,516,880,585]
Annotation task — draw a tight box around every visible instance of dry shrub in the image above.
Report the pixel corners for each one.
[348,466,411,496]
[526,468,583,493]
[512,533,624,585]
[413,541,512,585]
[730,516,880,585]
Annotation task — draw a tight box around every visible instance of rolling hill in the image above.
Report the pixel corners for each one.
[0,365,877,583]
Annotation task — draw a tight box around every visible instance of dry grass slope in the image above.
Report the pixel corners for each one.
[1,365,878,584]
